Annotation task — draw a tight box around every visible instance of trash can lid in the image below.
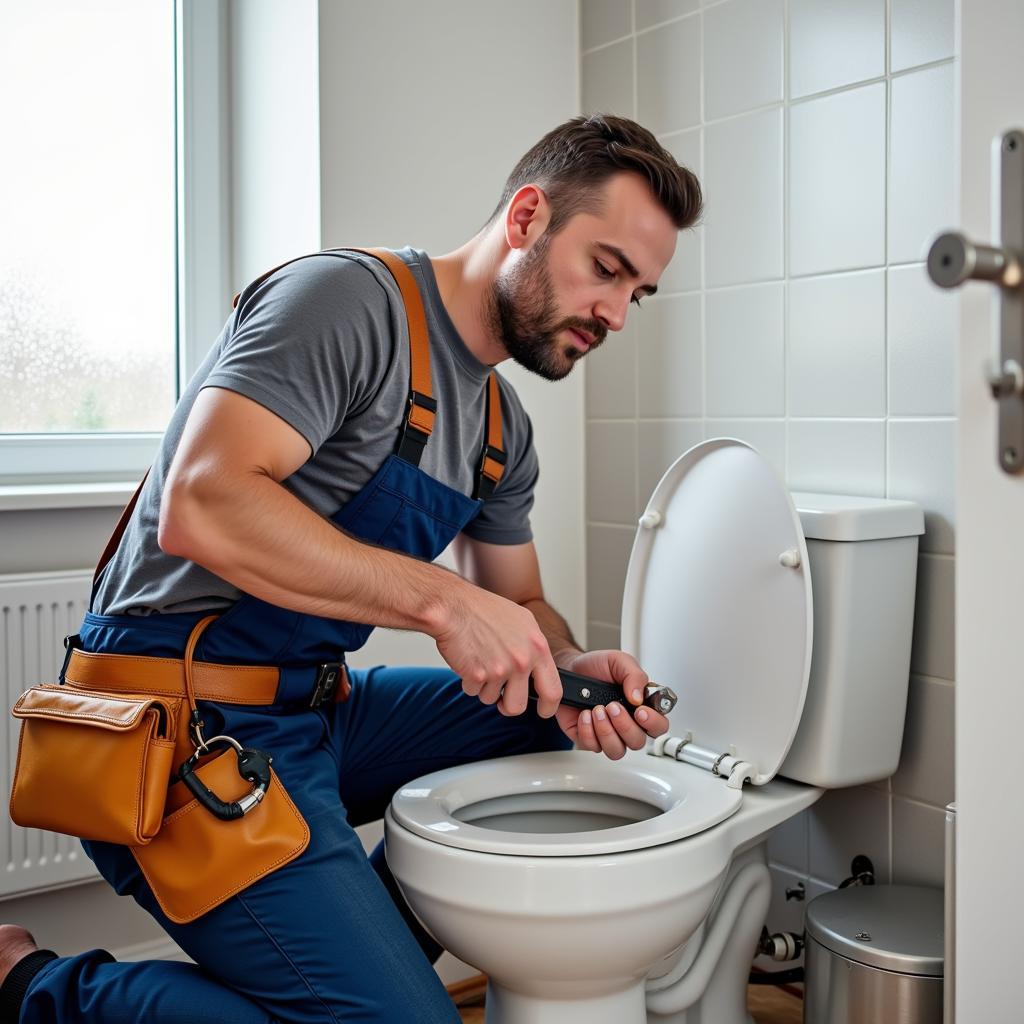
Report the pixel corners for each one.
[805,885,944,977]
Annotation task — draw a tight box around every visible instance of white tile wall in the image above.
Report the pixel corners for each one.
[636,0,700,32]
[910,554,955,681]
[636,295,703,416]
[888,418,956,554]
[788,271,885,417]
[660,129,702,294]
[706,283,785,416]
[586,317,638,419]
[891,0,956,73]
[892,797,947,886]
[704,107,784,287]
[580,0,632,52]
[893,676,955,807]
[789,0,886,99]
[788,419,886,495]
[582,39,634,115]
[637,17,701,135]
[809,786,892,885]
[703,0,784,121]
[587,421,638,525]
[889,63,957,263]
[888,264,958,416]
[788,84,887,276]
[586,524,635,626]
[704,419,786,479]
[638,419,703,503]
[581,0,956,908]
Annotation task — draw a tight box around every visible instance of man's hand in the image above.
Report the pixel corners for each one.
[432,581,563,719]
[555,649,670,759]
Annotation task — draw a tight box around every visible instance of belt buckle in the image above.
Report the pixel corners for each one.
[310,662,345,708]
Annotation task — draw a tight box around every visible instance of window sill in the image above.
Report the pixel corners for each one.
[0,482,136,512]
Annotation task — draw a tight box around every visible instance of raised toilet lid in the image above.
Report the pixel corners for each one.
[622,439,813,786]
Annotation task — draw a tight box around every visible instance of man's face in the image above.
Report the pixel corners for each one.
[490,172,678,380]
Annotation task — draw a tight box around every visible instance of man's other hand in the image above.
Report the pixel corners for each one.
[555,649,670,759]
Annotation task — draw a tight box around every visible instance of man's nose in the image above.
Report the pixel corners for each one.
[593,292,630,333]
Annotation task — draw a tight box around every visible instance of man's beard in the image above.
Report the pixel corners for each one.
[486,240,605,381]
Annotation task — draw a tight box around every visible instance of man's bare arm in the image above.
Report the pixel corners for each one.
[158,387,563,715]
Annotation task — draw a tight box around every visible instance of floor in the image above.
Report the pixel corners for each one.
[448,974,803,1023]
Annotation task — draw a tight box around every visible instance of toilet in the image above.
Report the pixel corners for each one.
[384,439,924,1024]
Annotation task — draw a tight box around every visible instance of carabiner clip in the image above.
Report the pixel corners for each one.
[178,735,273,820]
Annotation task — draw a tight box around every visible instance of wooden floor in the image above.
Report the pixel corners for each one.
[448,974,803,1023]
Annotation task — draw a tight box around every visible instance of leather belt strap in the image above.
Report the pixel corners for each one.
[64,648,348,706]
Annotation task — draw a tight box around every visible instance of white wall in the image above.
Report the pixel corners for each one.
[229,0,321,286]
[580,0,956,960]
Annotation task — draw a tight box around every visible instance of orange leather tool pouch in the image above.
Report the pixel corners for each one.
[9,684,179,846]
[131,747,310,924]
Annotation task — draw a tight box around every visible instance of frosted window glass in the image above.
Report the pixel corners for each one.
[0,1,176,433]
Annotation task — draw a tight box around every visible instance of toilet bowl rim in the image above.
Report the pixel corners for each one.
[388,748,745,857]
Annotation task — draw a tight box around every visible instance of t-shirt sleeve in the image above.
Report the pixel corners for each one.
[461,381,539,546]
[202,255,394,453]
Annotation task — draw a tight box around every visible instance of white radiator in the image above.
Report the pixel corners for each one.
[1,570,99,900]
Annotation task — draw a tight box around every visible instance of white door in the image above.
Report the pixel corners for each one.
[954,1,1024,1018]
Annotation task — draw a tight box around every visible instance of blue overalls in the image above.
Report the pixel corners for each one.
[18,250,571,1024]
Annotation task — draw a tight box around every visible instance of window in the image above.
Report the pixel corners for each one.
[0,0,227,484]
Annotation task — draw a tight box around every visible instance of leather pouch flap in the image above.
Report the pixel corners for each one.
[12,685,169,734]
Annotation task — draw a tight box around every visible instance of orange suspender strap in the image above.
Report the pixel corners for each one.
[473,371,507,500]
[345,247,437,466]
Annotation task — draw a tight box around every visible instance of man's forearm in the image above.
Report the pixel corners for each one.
[160,466,466,637]
[522,598,583,668]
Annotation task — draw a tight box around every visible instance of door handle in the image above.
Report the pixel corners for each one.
[927,128,1024,474]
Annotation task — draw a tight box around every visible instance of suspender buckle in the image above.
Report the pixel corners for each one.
[473,444,508,500]
[480,443,507,472]
[310,662,349,708]
[396,391,437,466]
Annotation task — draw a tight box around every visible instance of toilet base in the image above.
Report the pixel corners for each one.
[485,977,647,1024]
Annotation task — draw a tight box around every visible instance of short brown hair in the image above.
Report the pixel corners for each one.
[489,114,703,234]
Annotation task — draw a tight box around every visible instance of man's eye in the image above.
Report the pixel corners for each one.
[630,295,644,308]
[594,260,614,279]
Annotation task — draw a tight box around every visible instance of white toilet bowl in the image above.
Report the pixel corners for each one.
[386,748,821,1023]
[386,441,924,1024]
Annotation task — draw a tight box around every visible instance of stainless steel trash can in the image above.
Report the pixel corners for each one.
[804,884,944,1023]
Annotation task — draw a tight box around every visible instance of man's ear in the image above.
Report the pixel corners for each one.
[504,184,552,251]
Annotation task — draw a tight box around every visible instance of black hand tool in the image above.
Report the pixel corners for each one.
[527,668,677,716]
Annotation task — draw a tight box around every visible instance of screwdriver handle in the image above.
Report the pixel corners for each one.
[529,668,639,714]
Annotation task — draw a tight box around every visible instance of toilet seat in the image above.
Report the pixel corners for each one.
[389,749,742,857]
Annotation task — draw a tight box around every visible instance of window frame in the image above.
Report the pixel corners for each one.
[0,0,230,486]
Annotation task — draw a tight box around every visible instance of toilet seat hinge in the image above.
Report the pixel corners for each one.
[650,735,753,787]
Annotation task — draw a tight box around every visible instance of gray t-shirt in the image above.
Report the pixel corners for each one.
[93,247,539,616]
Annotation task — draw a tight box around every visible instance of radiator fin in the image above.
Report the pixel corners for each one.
[1,572,98,900]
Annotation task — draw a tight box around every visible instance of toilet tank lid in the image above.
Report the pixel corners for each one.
[790,492,925,542]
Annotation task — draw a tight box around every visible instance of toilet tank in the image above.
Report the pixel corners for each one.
[779,493,925,789]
